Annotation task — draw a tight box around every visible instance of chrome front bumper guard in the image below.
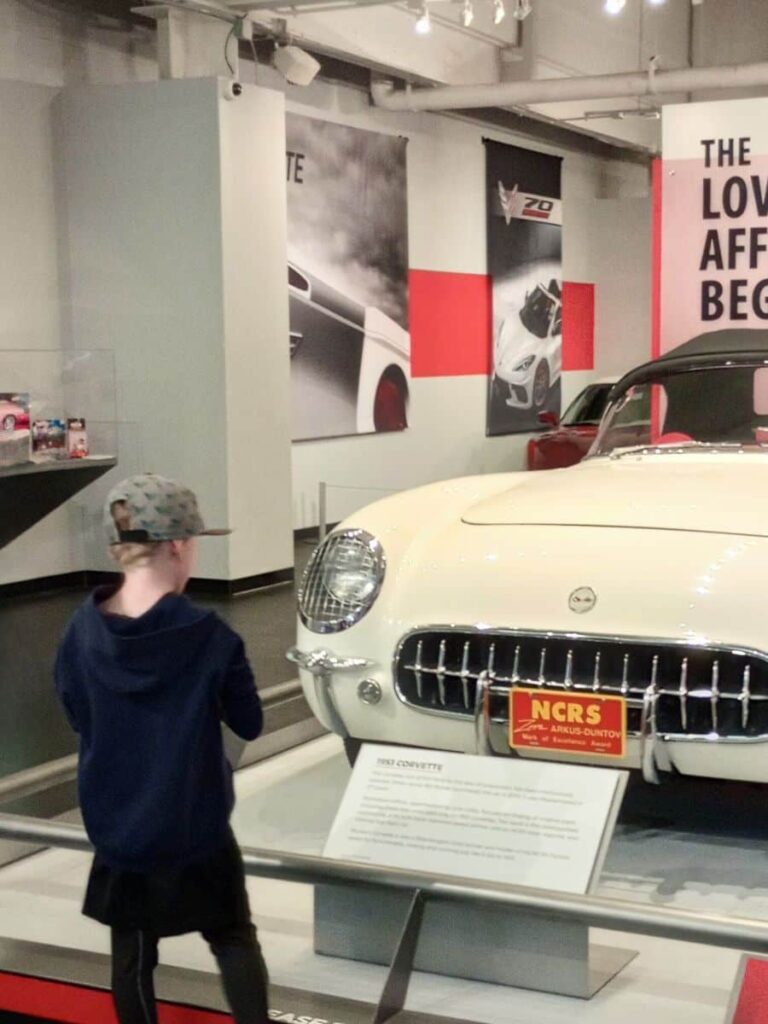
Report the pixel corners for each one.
[292,649,768,781]
[473,675,666,783]
[287,647,373,739]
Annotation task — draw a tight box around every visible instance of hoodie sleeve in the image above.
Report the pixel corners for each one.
[219,632,263,741]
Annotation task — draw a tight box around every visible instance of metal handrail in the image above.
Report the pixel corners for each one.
[0,679,303,806]
[0,755,78,805]
[1,811,768,955]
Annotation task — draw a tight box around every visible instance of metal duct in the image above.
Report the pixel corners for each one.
[371,60,768,112]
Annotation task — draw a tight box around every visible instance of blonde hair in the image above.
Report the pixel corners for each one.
[110,542,161,570]
[109,500,161,570]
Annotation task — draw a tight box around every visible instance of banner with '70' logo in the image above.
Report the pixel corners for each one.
[485,139,563,438]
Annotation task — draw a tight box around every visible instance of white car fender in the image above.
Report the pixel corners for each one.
[356,307,410,434]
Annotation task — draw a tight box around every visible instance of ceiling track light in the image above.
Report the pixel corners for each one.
[415,1,431,33]
[462,0,474,27]
[604,0,626,12]
[512,0,530,18]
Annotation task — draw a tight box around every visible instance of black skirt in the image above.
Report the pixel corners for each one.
[82,830,253,937]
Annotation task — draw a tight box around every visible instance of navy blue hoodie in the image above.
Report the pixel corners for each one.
[55,589,263,872]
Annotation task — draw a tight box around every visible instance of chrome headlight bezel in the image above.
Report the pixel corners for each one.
[298,529,386,634]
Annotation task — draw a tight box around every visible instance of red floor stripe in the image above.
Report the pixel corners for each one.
[0,972,231,1024]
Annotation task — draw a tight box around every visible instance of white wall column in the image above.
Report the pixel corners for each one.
[54,78,293,583]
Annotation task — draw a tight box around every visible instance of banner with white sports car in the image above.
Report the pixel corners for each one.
[660,97,768,355]
[485,140,563,437]
[286,115,410,442]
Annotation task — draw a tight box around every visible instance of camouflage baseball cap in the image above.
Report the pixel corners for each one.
[104,473,230,545]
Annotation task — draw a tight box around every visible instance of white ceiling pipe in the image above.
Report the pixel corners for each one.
[371,61,768,111]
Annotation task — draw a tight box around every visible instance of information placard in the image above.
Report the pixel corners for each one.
[324,745,627,894]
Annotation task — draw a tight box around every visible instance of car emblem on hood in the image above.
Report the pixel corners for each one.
[569,587,597,614]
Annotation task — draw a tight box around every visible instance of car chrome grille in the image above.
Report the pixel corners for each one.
[395,629,768,738]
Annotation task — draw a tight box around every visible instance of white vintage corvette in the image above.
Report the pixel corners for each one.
[290,330,768,784]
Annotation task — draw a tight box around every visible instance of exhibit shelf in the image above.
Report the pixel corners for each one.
[0,457,116,550]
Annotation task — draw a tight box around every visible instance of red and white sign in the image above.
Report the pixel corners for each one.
[659,98,768,355]
[509,688,626,758]
[497,183,564,225]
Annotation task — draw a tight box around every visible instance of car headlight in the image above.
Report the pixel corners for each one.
[514,355,535,372]
[298,529,386,634]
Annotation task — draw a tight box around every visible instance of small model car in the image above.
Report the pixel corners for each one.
[0,398,29,432]
[493,279,562,410]
[527,379,618,471]
[288,263,410,440]
[291,329,768,785]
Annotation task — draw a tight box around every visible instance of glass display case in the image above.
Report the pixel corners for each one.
[0,349,118,550]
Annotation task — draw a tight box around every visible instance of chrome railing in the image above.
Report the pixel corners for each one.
[0,679,307,807]
[1,811,768,956]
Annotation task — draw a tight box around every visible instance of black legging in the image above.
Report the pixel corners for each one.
[111,922,270,1024]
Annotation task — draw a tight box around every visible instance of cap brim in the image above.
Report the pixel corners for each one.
[199,528,232,537]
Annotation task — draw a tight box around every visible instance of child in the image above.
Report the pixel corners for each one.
[55,473,270,1024]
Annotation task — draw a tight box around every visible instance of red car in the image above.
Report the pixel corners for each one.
[0,397,30,433]
[526,379,617,471]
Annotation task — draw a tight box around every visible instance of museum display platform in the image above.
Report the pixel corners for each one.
[0,736,766,1024]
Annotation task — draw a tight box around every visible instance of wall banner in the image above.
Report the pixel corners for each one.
[485,140,563,437]
[286,116,410,442]
[660,98,768,355]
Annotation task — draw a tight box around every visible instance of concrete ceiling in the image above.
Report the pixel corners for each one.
[86,0,768,151]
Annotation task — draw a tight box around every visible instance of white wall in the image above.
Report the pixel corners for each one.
[218,85,294,579]
[0,82,81,585]
[250,71,651,528]
[55,78,294,582]
[0,0,652,566]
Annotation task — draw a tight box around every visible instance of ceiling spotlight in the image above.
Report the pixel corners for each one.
[647,0,666,5]
[512,0,530,18]
[415,2,431,33]
[604,0,626,12]
[462,0,474,26]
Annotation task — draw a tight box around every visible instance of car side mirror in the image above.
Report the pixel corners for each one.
[538,411,559,428]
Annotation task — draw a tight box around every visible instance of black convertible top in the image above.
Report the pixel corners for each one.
[613,328,768,396]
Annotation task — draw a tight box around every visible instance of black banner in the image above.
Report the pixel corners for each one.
[485,140,563,436]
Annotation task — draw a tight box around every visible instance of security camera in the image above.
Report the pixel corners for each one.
[221,80,243,100]
[273,45,320,87]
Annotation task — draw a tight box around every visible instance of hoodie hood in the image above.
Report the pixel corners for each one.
[79,589,217,694]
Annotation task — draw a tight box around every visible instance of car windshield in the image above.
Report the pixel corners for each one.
[519,281,561,340]
[561,384,612,427]
[591,362,768,456]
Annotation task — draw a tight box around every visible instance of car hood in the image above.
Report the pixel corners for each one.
[461,455,768,538]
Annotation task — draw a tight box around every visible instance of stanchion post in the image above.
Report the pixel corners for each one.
[372,889,426,1024]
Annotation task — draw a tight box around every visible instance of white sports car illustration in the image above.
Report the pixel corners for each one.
[291,329,768,786]
[493,279,562,410]
[288,263,410,441]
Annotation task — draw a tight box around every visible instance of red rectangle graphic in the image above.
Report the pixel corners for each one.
[562,281,595,372]
[409,269,492,378]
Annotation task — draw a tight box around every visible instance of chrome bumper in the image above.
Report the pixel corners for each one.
[287,647,373,739]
